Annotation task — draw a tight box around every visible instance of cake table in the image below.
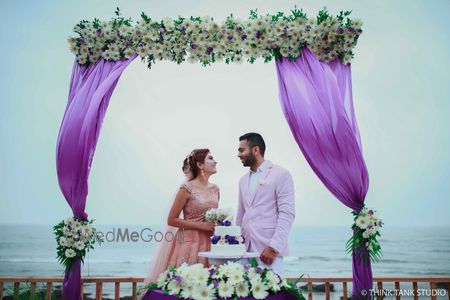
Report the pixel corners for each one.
[198,251,260,265]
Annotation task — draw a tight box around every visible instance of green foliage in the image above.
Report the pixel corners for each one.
[284,275,307,300]
[140,12,151,24]
[317,7,332,24]
[291,6,307,20]
[249,9,259,20]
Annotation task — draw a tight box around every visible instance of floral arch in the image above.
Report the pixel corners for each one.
[55,7,380,300]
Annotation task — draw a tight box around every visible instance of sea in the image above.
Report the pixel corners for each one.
[1,225,449,299]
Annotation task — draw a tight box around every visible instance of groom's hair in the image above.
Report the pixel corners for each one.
[239,132,266,156]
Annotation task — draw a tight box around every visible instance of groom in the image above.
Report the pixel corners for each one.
[236,132,296,274]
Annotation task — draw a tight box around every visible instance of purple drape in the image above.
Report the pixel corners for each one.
[276,47,371,298]
[56,55,136,300]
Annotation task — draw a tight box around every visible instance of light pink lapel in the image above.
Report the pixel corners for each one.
[243,172,252,206]
[250,161,273,206]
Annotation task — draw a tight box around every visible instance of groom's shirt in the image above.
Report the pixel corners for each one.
[248,160,268,196]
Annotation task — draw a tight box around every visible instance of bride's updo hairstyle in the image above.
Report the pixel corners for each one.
[184,148,210,179]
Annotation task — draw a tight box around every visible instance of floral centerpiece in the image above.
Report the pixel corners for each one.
[205,208,233,226]
[138,260,305,300]
[346,205,383,262]
[53,217,103,270]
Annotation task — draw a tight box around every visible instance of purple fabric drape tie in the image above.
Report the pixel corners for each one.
[276,47,371,298]
[56,55,136,300]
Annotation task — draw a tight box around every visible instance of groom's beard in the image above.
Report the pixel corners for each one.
[242,154,256,167]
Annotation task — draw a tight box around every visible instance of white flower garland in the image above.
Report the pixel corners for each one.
[69,7,362,67]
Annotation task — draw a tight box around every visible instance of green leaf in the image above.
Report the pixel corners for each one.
[249,9,259,20]
[141,12,151,23]
[249,258,258,267]
[291,6,307,19]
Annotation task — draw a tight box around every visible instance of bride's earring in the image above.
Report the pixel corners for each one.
[201,169,205,179]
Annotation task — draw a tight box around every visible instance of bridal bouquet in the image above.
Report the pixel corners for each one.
[53,217,103,270]
[205,208,233,226]
[139,261,305,300]
[346,205,383,262]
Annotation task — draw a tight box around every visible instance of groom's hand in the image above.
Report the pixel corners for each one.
[260,247,278,265]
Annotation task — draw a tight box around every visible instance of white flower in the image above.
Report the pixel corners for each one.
[192,284,215,300]
[166,280,181,295]
[189,264,209,286]
[247,268,259,281]
[218,280,234,298]
[266,271,281,291]
[66,238,75,247]
[59,237,68,247]
[251,280,269,299]
[80,225,92,238]
[62,226,73,237]
[352,18,363,29]
[227,267,244,285]
[367,227,377,237]
[124,48,135,58]
[362,230,370,239]
[177,263,190,277]
[180,285,194,298]
[111,51,121,60]
[355,216,370,229]
[235,281,250,297]
[73,221,82,231]
[74,241,85,251]
[234,54,244,64]
[65,248,76,258]
[156,271,168,288]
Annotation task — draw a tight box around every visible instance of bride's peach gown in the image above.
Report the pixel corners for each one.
[167,182,219,267]
[142,182,219,287]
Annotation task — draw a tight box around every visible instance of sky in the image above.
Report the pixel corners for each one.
[1,0,449,227]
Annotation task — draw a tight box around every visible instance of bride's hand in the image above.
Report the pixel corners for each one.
[198,222,215,233]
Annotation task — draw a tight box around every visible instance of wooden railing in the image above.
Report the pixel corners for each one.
[0,277,449,300]
[287,277,450,300]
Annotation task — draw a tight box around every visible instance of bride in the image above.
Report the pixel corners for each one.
[142,148,219,285]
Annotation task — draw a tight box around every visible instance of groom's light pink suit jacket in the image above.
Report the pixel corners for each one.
[236,161,295,256]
